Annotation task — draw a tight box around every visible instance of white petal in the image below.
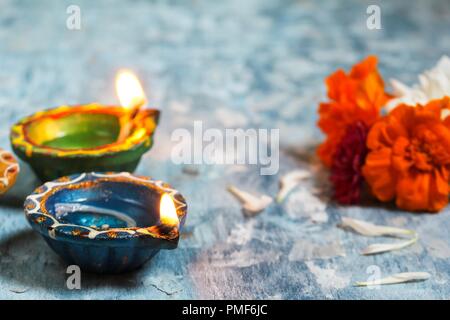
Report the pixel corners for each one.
[386,55,450,118]
[276,169,311,203]
[339,217,414,237]
[360,236,418,255]
[228,185,273,216]
[355,272,430,286]
[390,79,412,96]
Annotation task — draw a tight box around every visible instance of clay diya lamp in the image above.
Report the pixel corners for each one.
[24,172,187,274]
[0,148,19,195]
[10,70,158,181]
[10,104,159,181]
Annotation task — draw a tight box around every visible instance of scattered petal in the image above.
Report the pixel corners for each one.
[9,288,29,294]
[276,169,311,203]
[227,185,273,217]
[339,217,415,238]
[355,272,430,286]
[361,236,418,255]
[339,217,419,255]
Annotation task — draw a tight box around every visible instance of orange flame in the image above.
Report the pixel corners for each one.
[159,194,179,228]
[115,69,147,109]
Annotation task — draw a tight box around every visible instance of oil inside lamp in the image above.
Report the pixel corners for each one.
[159,193,179,229]
[115,69,148,142]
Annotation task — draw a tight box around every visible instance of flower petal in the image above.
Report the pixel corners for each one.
[428,168,449,212]
[395,172,431,212]
[362,148,396,201]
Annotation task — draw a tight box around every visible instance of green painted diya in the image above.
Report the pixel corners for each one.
[10,104,159,181]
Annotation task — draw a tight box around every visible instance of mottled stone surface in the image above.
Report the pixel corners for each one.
[1,0,450,299]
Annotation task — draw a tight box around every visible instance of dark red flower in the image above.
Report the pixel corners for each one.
[330,121,369,204]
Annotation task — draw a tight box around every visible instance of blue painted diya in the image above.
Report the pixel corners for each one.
[24,172,187,274]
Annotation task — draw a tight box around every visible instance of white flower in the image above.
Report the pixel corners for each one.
[386,55,450,115]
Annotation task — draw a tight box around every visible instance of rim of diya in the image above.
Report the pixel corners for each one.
[24,172,187,245]
[10,103,160,158]
[0,149,20,195]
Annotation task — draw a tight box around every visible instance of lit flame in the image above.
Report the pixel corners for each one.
[115,69,147,109]
[159,194,179,228]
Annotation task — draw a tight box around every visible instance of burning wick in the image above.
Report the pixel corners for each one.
[159,193,179,230]
[115,69,147,142]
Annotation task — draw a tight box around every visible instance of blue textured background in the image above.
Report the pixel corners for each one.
[1,0,450,299]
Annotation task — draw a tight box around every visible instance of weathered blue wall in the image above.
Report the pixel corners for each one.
[0,0,449,299]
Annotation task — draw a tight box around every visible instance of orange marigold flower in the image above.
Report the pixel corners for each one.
[317,56,390,166]
[362,98,450,212]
